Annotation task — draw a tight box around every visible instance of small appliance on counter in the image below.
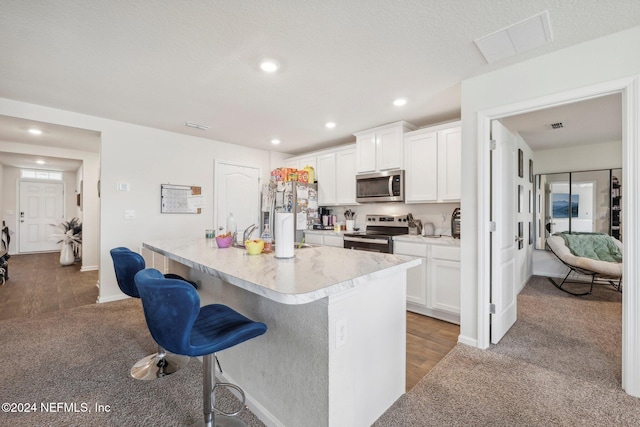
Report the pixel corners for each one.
[451,208,461,239]
[422,222,435,236]
[407,213,422,236]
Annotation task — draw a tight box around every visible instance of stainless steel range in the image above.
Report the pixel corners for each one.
[343,214,409,253]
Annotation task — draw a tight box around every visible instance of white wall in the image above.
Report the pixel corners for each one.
[0,98,275,302]
[534,140,622,175]
[460,25,640,346]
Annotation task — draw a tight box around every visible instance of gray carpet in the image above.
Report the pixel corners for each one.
[0,298,265,426]
[375,276,640,426]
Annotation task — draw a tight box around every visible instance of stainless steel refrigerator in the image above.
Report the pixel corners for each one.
[262,181,319,243]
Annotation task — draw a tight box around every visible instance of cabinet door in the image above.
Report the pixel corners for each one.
[283,157,299,169]
[428,258,461,315]
[336,148,357,204]
[437,127,461,201]
[323,235,343,248]
[404,131,438,202]
[377,127,403,171]
[394,241,428,307]
[297,156,317,176]
[356,131,377,173]
[303,233,324,246]
[316,153,337,205]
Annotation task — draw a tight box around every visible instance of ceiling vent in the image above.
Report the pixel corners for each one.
[474,11,553,64]
[185,122,209,130]
[550,122,564,129]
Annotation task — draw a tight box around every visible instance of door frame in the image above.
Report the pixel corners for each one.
[476,76,640,395]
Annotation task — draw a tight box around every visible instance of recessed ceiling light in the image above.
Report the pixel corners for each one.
[393,98,407,107]
[28,128,42,135]
[35,159,46,165]
[325,122,336,129]
[260,60,280,73]
[270,139,281,145]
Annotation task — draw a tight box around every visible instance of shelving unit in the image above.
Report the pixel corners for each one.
[611,171,622,241]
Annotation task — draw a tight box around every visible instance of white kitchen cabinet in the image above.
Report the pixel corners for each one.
[437,126,461,201]
[403,121,461,203]
[394,238,460,324]
[283,155,317,178]
[335,147,357,204]
[394,241,428,307]
[316,152,337,205]
[303,232,343,248]
[428,246,461,317]
[354,121,416,173]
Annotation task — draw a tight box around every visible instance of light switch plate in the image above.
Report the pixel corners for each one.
[124,209,136,219]
[117,182,130,191]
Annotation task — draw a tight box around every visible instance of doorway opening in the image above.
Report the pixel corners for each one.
[478,76,638,395]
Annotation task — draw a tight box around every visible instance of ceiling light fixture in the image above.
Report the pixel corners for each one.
[325,122,336,129]
[270,139,281,145]
[35,159,46,165]
[260,60,280,73]
[184,122,209,130]
[393,98,407,107]
[28,128,43,135]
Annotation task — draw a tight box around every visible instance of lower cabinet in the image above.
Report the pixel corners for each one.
[304,232,343,248]
[394,240,460,324]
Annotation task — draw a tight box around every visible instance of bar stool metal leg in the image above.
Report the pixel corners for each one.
[193,354,246,427]
[130,344,190,380]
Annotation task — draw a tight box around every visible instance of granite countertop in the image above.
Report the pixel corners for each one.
[143,238,420,305]
[393,235,461,246]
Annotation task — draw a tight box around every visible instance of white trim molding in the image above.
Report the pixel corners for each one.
[476,75,640,397]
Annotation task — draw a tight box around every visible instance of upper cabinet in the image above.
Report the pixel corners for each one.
[404,121,461,203]
[284,145,357,206]
[354,121,417,173]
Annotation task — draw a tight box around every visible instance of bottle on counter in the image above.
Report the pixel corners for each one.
[261,225,273,253]
[226,213,237,243]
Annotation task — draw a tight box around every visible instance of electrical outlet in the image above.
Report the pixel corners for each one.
[336,319,347,348]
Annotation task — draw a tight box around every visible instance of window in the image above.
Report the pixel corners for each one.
[21,169,63,181]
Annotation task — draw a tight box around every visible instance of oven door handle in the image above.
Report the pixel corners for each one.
[344,237,389,245]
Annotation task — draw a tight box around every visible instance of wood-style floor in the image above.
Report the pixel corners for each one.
[0,252,98,321]
[406,310,459,391]
[0,252,457,390]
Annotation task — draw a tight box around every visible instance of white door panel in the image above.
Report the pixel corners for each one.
[490,121,518,344]
[215,162,261,243]
[19,181,64,253]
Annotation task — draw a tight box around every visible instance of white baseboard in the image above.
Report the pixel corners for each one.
[97,294,129,304]
[80,264,98,272]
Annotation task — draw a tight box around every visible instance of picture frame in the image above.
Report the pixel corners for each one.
[518,149,524,178]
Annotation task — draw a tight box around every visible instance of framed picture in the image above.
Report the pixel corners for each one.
[518,149,524,178]
[529,159,534,183]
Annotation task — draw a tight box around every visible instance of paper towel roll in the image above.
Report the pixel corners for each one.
[274,212,295,259]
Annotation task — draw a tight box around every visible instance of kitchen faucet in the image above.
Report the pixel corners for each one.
[243,224,258,243]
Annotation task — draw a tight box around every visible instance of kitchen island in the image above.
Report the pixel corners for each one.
[142,238,420,427]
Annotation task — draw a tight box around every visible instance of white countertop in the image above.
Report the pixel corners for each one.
[143,238,420,305]
[303,229,348,237]
[393,235,461,246]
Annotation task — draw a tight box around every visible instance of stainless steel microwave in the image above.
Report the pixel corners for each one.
[356,169,405,203]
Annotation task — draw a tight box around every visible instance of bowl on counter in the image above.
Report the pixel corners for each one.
[245,239,265,255]
[215,235,233,248]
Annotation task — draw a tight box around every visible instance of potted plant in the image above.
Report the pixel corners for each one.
[52,217,82,265]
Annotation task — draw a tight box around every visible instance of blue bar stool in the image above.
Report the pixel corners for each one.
[110,247,197,380]
[134,268,267,427]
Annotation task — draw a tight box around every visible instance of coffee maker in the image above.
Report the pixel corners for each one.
[314,208,334,230]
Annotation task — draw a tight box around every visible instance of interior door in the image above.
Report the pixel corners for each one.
[490,121,518,344]
[19,181,64,253]
[215,162,261,242]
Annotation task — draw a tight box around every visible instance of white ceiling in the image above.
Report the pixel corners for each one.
[0,1,638,156]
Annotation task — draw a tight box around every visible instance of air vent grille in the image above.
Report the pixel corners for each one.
[550,122,564,129]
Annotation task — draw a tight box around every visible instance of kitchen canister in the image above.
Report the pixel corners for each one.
[274,212,295,258]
